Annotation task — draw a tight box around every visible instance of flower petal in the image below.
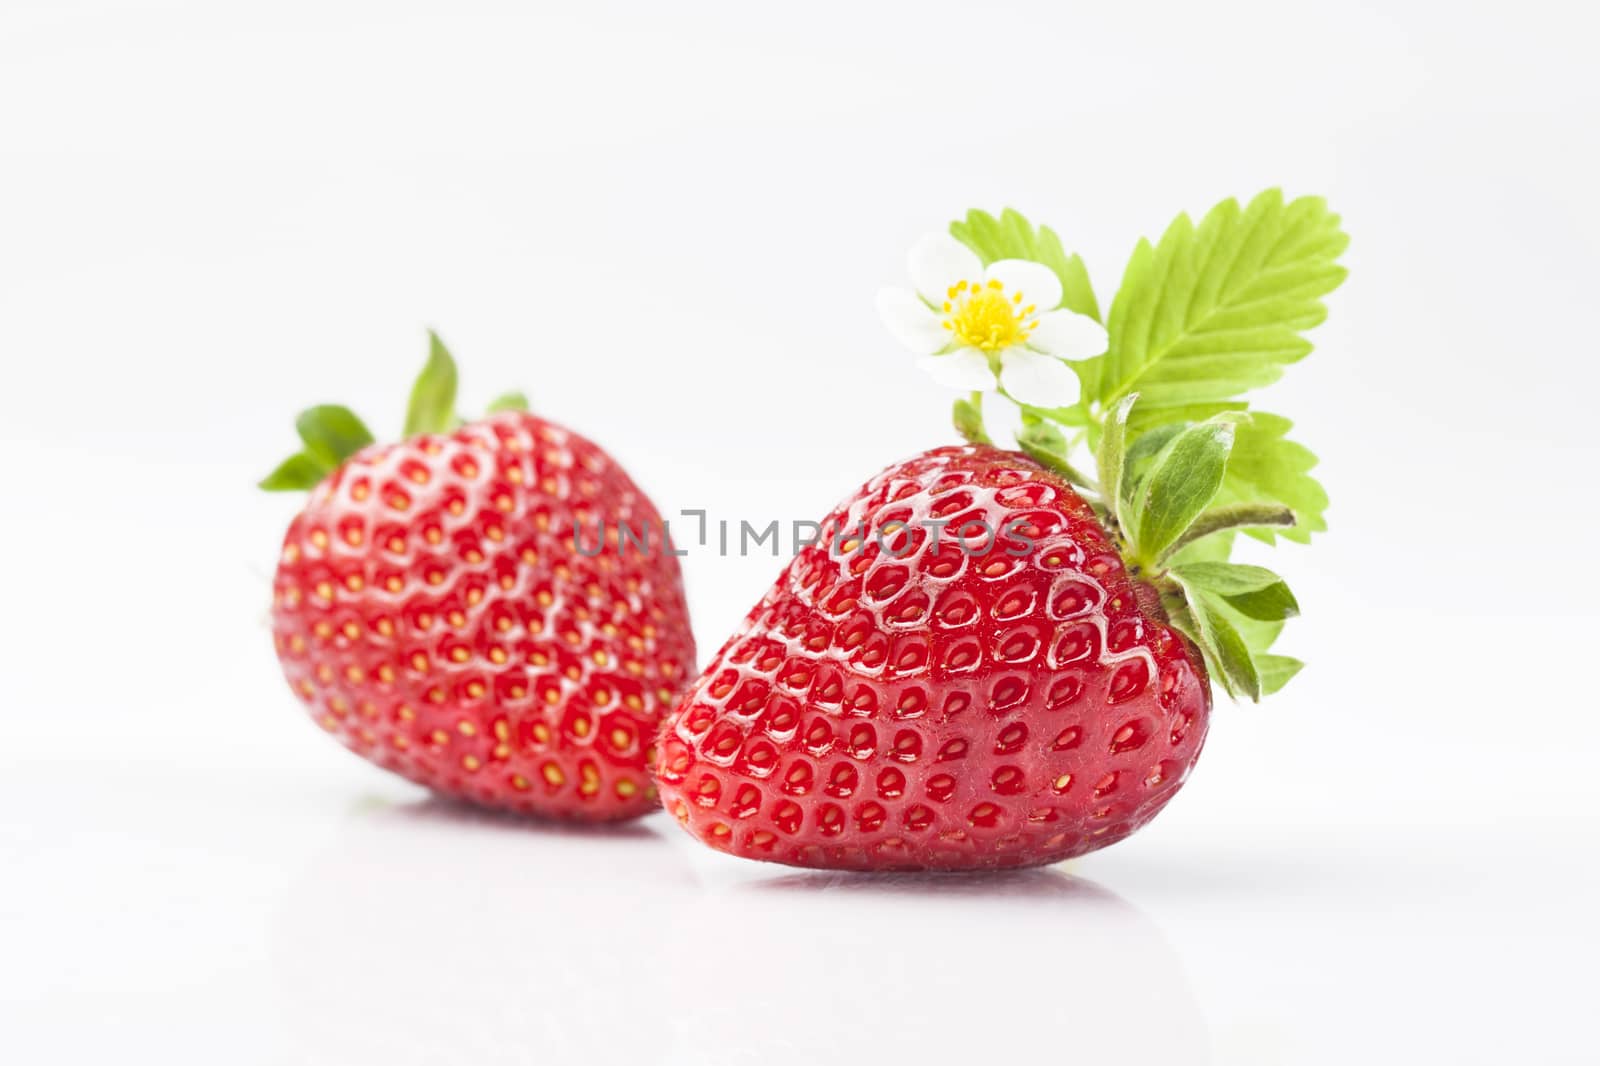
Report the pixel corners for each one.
[984,259,1063,314]
[875,286,948,354]
[1028,309,1108,358]
[908,233,983,304]
[999,348,1079,408]
[915,348,996,391]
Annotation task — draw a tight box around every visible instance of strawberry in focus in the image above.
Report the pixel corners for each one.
[656,445,1209,869]
[264,334,694,819]
[658,192,1344,869]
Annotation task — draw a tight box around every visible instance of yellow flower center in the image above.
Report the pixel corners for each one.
[942,279,1038,352]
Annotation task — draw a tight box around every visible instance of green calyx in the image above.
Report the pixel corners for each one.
[945,190,1348,702]
[258,330,529,492]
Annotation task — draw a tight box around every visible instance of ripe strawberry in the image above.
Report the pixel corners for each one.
[655,445,1209,869]
[657,193,1339,870]
[264,334,694,819]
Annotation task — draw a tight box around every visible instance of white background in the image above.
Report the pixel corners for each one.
[3,1,1598,1062]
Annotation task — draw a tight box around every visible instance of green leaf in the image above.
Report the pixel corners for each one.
[1096,393,1138,520]
[1127,400,1246,434]
[404,331,461,436]
[1096,190,1348,409]
[1213,412,1327,545]
[1016,422,1097,492]
[1173,558,1284,659]
[950,208,1101,322]
[1228,606,1285,660]
[295,405,374,468]
[1169,561,1300,621]
[1025,402,1092,429]
[1167,528,1234,567]
[486,391,529,413]
[1117,423,1184,522]
[1159,501,1296,563]
[1129,418,1235,563]
[258,451,331,492]
[1171,561,1285,597]
[1179,584,1262,702]
[952,396,991,444]
[1256,654,1304,695]
[1121,422,1183,478]
[1183,577,1306,699]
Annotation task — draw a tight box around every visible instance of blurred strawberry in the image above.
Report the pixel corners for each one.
[263,332,694,819]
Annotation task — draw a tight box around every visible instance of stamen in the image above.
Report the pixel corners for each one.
[941,280,1036,352]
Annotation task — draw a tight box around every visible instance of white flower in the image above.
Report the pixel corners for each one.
[876,233,1107,408]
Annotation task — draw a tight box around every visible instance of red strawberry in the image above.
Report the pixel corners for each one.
[264,334,694,819]
[655,445,1210,870]
[657,194,1339,870]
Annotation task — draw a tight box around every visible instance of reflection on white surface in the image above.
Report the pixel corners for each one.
[661,874,1202,1065]
[275,800,687,1064]
[2,752,1596,1064]
[275,798,1204,1065]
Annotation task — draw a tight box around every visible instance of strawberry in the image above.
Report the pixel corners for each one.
[656,445,1209,869]
[658,194,1343,869]
[263,333,694,819]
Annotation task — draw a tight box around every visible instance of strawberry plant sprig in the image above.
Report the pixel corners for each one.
[876,189,1347,701]
[657,189,1345,871]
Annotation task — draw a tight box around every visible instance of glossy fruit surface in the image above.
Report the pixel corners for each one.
[656,444,1210,868]
[272,410,695,819]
